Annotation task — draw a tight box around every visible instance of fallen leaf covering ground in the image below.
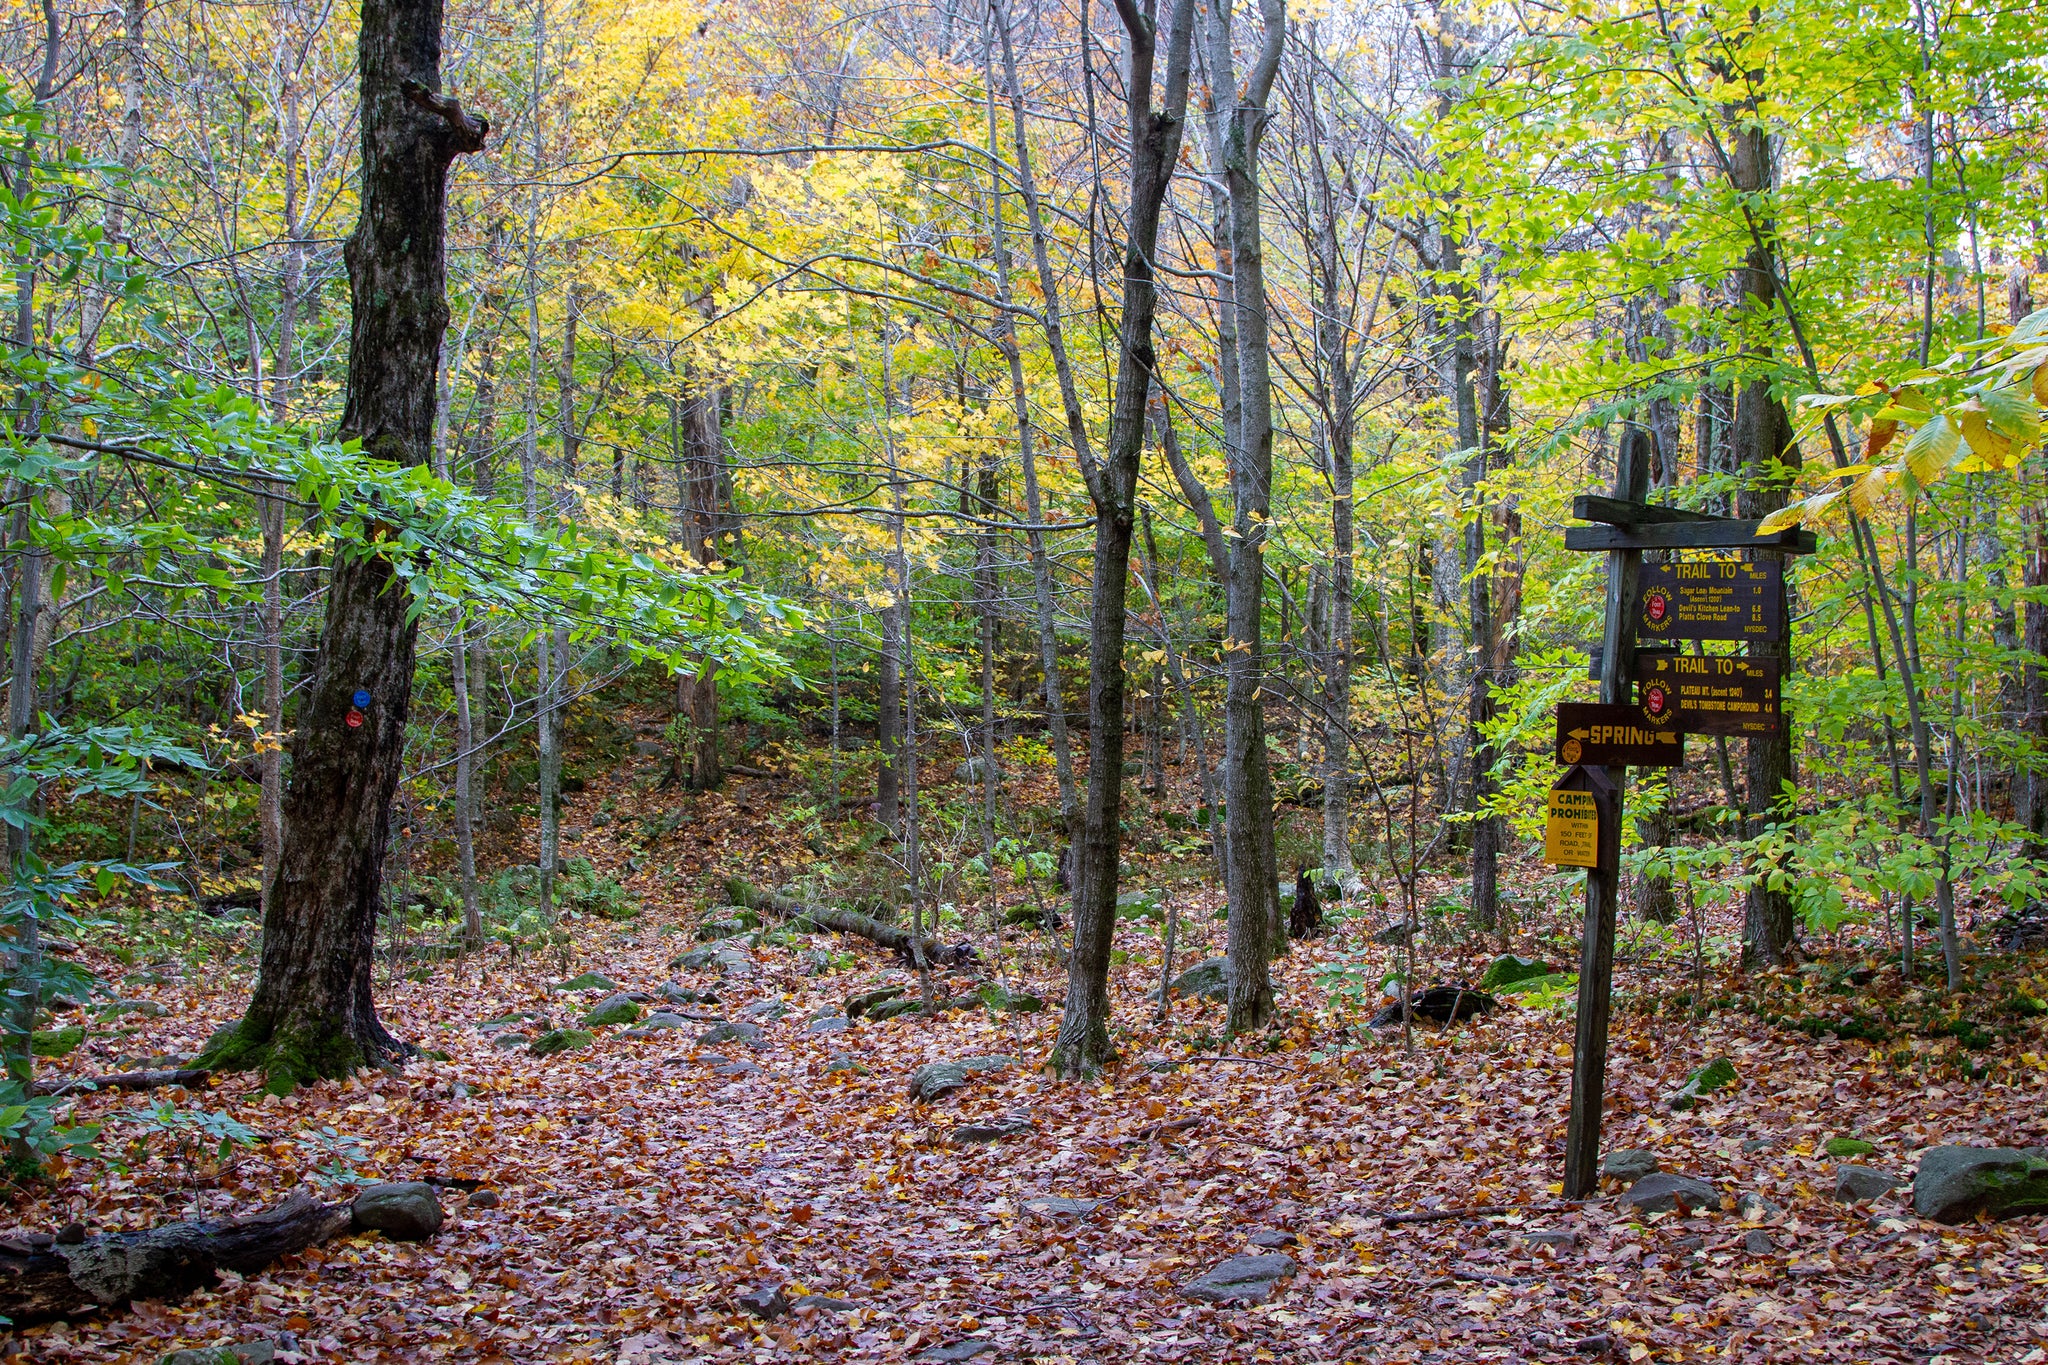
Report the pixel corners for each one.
[10,722,2048,1364]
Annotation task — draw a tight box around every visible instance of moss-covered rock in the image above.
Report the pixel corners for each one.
[529,1028,594,1057]
[31,1026,83,1058]
[1913,1146,2048,1223]
[582,993,641,1028]
[1480,954,1556,993]
[552,972,621,993]
[1667,1057,1738,1111]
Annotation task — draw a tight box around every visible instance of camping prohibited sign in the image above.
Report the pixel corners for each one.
[1637,558,1782,643]
[1545,765,1615,870]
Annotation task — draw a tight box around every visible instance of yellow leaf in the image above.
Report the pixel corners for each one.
[1754,503,1806,536]
[1864,418,1897,461]
[1902,414,1960,484]
[1848,466,1893,518]
[2034,363,2048,409]
[1957,399,2014,469]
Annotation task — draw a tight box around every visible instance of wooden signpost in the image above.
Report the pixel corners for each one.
[1555,429,1813,1201]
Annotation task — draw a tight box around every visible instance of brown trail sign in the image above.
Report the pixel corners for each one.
[1636,559,1783,643]
[1554,703,1683,768]
[1636,652,1780,736]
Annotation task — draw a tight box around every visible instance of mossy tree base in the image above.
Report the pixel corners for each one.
[197,1014,395,1096]
[1046,1013,1114,1081]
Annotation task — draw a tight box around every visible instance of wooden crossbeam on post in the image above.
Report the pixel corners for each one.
[1562,426,1650,1200]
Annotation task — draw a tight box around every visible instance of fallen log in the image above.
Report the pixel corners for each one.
[31,1068,211,1098]
[0,1189,349,1324]
[725,879,964,965]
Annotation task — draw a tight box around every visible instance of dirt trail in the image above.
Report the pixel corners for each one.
[12,751,2048,1363]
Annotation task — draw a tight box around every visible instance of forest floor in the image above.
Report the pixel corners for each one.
[9,717,2048,1364]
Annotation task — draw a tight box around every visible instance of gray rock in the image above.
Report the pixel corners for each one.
[1740,1136,1779,1153]
[633,740,665,756]
[582,993,641,1028]
[352,1182,444,1241]
[824,1054,863,1074]
[467,1189,501,1209]
[622,1011,693,1037]
[1743,1229,1774,1255]
[1370,922,1414,945]
[490,1033,531,1051]
[711,1058,763,1078]
[1913,1145,2048,1224]
[698,1020,765,1048]
[1157,958,1229,1003]
[736,1284,790,1320]
[952,757,1003,785]
[1522,1229,1576,1248]
[1247,1229,1297,1249]
[866,997,927,1021]
[909,1055,1016,1103]
[950,1116,1036,1145]
[1619,1173,1721,1215]
[793,1294,857,1313]
[1600,1149,1659,1185]
[660,983,715,1005]
[807,1014,849,1035]
[1832,1164,1901,1203]
[1735,1192,1778,1221]
[673,945,754,974]
[97,998,166,1020]
[915,1344,994,1363]
[478,1009,547,1034]
[160,1342,278,1365]
[1180,1252,1296,1305]
[740,999,789,1020]
[1021,1195,1103,1220]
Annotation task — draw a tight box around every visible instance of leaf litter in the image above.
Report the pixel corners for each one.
[10,727,2048,1364]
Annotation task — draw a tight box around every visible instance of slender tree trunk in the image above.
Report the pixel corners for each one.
[259,1,304,918]
[680,387,723,789]
[202,0,485,1091]
[1206,0,1288,1034]
[1153,395,1230,890]
[1006,0,1194,1076]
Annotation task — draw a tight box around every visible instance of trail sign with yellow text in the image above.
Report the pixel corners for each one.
[1545,764,1615,870]
[1554,703,1684,768]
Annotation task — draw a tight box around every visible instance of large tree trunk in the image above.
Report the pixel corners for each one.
[1003,0,1194,1077]
[200,0,485,1092]
[1735,377,1797,966]
[1207,0,1288,1036]
[1723,115,1799,971]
